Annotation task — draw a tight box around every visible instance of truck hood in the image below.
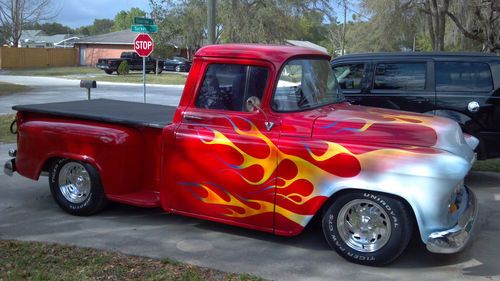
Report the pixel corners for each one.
[312,103,476,160]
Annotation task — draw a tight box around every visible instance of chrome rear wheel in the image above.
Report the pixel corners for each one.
[49,159,108,216]
[58,162,91,204]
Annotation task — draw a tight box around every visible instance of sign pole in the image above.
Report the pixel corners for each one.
[143,56,146,103]
[132,20,156,103]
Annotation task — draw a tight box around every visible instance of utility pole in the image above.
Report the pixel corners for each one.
[207,0,216,44]
[341,0,347,56]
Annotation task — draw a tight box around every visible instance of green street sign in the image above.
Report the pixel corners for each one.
[134,17,155,25]
[131,24,158,33]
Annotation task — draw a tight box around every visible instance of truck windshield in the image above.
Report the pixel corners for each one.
[273,58,344,112]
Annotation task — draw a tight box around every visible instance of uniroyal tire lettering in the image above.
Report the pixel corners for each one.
[323,191,412,265]
[364,192,399,229]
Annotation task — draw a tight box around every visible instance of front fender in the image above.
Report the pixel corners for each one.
[274,137,473,242]
[318,148,472,243]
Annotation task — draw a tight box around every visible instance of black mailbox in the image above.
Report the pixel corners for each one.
[80,80,97,100]
[80,80,97,89]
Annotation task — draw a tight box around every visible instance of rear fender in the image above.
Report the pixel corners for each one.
[16,119,144,195]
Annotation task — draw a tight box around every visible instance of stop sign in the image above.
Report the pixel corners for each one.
[134,33,154,57]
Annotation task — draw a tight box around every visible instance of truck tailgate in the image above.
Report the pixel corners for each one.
[13,99,176,128]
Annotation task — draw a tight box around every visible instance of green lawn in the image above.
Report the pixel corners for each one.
[6,66,100,76]
[472,158,500,173]
[95,72,187,85]
[5,66,187,85]
[0,82,31,97]
[0,240,263,281]
[0,114,16,144]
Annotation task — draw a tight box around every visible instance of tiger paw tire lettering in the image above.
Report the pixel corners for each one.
[322,191,413,266]
[49,159,108,216]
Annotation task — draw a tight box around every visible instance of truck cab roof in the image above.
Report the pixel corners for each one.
[195,44,330,65]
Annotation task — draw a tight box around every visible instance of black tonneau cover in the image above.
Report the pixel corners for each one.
[13,99,176,128]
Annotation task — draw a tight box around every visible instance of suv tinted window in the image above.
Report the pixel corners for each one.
[333,64,364,89]
[374,63,426,90]
[195,64,268,111]
[436,62,492,92]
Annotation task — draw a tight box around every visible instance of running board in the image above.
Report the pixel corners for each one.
[107,191,161,208]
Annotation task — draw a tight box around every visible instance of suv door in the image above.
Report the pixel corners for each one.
[434,60,499,158]
[363,60,435,113]
[332,62,369,104]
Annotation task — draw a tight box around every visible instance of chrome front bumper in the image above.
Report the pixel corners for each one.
[426,186,478,254]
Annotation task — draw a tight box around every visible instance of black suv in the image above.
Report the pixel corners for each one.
[331,52,500,159]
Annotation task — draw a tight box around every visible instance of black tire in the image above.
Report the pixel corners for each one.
[322,191,413,266]
[175,65,181,72]
[104,70,113,75]
[49,159,108,216]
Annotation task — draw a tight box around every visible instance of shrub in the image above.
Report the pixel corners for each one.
[117,60,130,75]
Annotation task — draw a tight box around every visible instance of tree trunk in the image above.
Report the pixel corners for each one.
[446,0,499,53]
[424,0,449,51]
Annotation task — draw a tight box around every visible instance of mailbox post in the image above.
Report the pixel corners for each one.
[80,80,97,100]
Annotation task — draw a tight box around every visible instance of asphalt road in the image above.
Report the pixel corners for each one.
[1,143,499,281]
[0,75,184,114]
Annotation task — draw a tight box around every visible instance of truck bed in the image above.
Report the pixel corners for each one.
[13,99,176,128]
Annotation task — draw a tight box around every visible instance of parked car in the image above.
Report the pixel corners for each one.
[332,52,500,159]
[163,56,191,72]
[96,52,164,75]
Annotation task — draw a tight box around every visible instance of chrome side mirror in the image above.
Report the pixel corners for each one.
[246,96,274,131]
[246,96,261,112]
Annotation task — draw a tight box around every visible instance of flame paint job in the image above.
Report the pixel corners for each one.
[166,105,474,237]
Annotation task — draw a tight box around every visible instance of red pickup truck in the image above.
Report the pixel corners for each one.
[4,44,478,266]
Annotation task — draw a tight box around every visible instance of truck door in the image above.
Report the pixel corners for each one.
[165,60,279,232]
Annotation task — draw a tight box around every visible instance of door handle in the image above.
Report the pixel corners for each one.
[183,114,205,121]
[414,97,427,103]
[467,101,480,113]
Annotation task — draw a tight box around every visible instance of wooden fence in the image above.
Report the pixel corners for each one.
[0,47,78,69]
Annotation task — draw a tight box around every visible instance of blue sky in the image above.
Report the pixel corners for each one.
[52,0,151,28]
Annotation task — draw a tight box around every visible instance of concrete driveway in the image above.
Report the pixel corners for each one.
[1,144,499,281]
[0,75,184,114]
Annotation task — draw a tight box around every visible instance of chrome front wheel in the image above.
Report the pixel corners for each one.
[337,199,391,253]
[322,191,413,266]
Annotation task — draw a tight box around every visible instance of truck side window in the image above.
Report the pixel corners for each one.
[274,59,342,112]
[332,64,365,89]
[195,64,269,111]
[374,63,426,90]
[436,62,493,92]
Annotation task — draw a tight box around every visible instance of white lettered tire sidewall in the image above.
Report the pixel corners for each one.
[322,191,413,266]
[49,159,108,216]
